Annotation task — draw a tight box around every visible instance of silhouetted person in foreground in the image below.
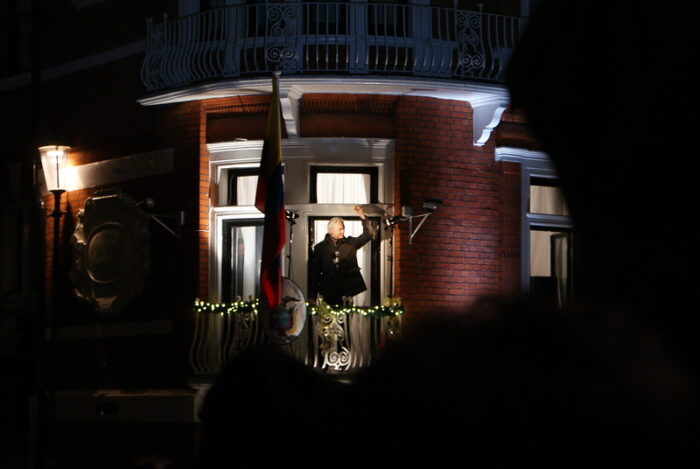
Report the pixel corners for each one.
[198,346,350,468]
[506,1,700,376]
[199,296,697,467]
[347,295,698,466]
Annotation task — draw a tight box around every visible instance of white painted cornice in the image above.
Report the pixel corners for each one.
[473,96,509,146]
[495,146,554,173]
[139,76,510,146]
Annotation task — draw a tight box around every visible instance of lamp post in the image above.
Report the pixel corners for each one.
[37,144,69,468]
[38,145,69,314]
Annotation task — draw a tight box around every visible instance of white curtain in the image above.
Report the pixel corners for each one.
[237,175,258,205]
[316,173,370,204]
[530,186,568,216]
[235,225,260,299]
[530,230,554,277]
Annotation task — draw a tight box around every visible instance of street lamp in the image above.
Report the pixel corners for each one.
[37,144,69,468]
[38,145,70,217]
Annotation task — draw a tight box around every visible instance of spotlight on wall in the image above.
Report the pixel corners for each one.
[422,197,442,212]
[392,198,443,245]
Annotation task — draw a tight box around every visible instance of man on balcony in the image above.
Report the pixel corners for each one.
[309,206,375,306]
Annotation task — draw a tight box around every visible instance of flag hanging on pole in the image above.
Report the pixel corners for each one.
[256,72,287,311]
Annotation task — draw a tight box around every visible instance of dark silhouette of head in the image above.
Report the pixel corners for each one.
[197,346,349,468]
[348,294,697,465]
[506,0,700,375]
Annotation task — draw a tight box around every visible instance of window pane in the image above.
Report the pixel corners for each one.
[237,175,258,205]
[530,230,558,277]
[530,229,572,308]
[225,223,263,301]
[316,173,370,204]
[530,185,569,215]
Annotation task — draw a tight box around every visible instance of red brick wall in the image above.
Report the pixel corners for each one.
[495,107,542,150]
[299,93,397,138]
[206,95,273,142]
[498,161,521,293]
[393,96,508,316]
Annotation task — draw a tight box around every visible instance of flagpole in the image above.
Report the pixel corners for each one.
[255,70,287,314]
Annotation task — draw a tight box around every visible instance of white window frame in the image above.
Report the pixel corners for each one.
[208,138,394,303]
[495,146,574,292]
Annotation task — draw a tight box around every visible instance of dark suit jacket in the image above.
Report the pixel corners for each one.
[309,219,375,305]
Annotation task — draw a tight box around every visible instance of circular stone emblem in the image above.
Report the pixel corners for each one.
[87,223,132,283]
[70,189,149,315]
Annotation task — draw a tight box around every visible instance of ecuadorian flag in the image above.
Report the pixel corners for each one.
[255,72,286,310]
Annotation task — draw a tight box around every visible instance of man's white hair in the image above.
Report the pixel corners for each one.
[327,217,344,232]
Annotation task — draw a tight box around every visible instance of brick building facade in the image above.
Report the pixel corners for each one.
[1,1,553,467]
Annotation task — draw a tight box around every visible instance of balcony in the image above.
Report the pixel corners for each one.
[141,2,525,92]
[190,299,404,376]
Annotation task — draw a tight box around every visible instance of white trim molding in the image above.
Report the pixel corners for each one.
[140,76,510,146]
[495,146,554,172]
[495,146,573,291]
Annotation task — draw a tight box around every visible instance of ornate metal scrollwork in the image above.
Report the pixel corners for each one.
[265,4,300,72]
[316,303,351,371]
[190,298,403,375]
[231,308,259,354]
[141,19,168,90]
[455,10,485,75]
[383,315,402,338]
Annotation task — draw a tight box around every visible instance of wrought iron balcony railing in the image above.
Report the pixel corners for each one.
[190,300,403,376]
[142,2,525,92]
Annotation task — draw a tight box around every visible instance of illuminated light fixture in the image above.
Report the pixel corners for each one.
[39,145,70,192]
[38,145,70,218]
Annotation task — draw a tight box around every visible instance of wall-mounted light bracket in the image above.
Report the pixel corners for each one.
[391,198,443,245]
[137,197,185,239]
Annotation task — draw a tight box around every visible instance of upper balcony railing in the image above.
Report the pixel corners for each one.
[141,2,525,92]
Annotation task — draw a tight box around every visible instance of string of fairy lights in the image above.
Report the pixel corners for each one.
[193,298,405,317]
